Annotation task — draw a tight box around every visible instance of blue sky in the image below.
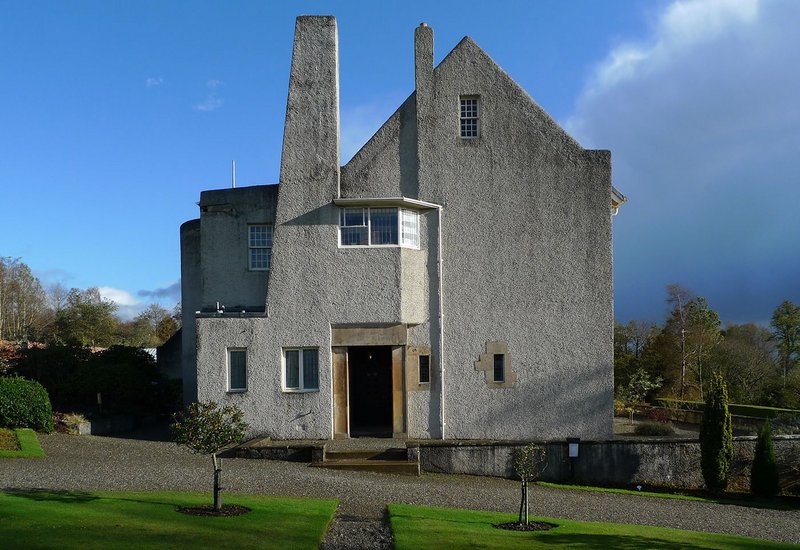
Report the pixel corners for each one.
[1,0,797,324]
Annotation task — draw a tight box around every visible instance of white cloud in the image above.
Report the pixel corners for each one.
[566,0,800,324]
[194,96,223,112]
[98,286,143,321]
[145,77,163,88]
[194,80,224,112]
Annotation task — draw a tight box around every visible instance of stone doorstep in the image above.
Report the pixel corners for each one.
[233,437,421,475]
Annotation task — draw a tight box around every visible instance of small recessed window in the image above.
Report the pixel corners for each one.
[493,353,505,383]
[228,348,247,392]
[419,355,431,384]
[460,96,479,138]
[249,225,273,270]
[283,348,319,392]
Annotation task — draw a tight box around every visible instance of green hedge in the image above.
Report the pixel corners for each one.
[656,398,799,419]
[0,377,54,433]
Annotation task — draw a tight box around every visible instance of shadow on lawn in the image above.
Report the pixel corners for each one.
[533,534,729,549]
[3,489,99,504]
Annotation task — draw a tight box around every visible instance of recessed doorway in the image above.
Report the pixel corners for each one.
[348,346,393,437]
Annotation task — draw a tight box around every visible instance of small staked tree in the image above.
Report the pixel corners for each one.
[750,420,779,497]
[171,402,248,512]
[512,443,547,526]
[700,373,733,492]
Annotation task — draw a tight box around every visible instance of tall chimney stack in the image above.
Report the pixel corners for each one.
[278,15,341,217]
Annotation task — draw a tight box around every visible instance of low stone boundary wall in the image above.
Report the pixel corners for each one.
[414,436,800,491]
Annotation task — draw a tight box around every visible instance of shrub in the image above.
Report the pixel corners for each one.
[634,421,675,436]
[700,373,734,492]
[646,407,670,424]
[750,421,779,497]
[0,377,54,432]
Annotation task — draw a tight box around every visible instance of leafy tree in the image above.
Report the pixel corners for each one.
[616,368,663,423]
[512,443,547,526]
[614,320,656,389]
[750,420,779,497]
[700,373,734,492]
[712,324,776,404]
[54,288,119,347]
[771,300,800,387]
[684,297,722,400]
[647,286,722,400]
[171,402,249,512]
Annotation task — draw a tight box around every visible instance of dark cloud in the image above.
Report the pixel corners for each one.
[566,0,800,325]
[138,280,181,301]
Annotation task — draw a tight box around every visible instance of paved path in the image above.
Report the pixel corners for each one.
[2,433,798,546]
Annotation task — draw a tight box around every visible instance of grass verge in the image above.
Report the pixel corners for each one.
[0,491,337,549]
[0,428,44,458]
[536,481,800,510]
[389,503,795,549]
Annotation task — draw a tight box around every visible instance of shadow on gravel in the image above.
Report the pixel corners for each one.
[3,489,99,504]
[103,418,172,442]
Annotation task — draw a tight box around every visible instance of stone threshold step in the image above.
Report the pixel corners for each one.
[324,449,408,461]
[311,459,420,475]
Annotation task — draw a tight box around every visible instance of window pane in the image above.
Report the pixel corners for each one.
[341,226,368,246]
[229,350,246,390]
[493,354,505,383]
[341,208,365,227]
[401,209,419,248]
[250,248,271,270]
[285,350,300,389]
[249,225,272,247]
[302,349,319,390]
[419,355,430,384]
[370,208,398,245]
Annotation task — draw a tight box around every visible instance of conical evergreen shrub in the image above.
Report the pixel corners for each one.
[700,373,733,492]
[750,420,779,497]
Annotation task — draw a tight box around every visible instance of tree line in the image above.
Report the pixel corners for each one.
[616,284,800,409]
[0,257,179,348]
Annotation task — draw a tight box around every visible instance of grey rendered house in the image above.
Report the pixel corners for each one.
[180,16,625,441]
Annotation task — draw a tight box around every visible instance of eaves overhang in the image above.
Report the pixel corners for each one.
[611,187,627,216]
[333,196,442,210]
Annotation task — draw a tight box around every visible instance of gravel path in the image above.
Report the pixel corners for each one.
[2,433,798,546]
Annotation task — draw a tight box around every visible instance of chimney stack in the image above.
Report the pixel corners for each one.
[278,16,341,214]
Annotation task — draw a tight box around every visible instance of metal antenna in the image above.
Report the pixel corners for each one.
[232,160,236,188]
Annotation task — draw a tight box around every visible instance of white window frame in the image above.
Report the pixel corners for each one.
[282,347,320,393]
[459,96,480,138]
[248,224,273,271]
[339,207,420,249]
[227,348,247,392]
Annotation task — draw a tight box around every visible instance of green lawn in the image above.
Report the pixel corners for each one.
[0,428,44,458]
[0,491,337,549]
[389,503,796,549]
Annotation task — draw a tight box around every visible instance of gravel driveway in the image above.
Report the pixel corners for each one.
[2,432,798,546]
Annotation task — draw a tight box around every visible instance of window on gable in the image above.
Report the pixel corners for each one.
[493,353,505,383]
[339,207,419,249]
[249,225,273,270]
[228,348,247,392]
[419,354,431,384]
[460,96,480,138]
[283,348,319,392]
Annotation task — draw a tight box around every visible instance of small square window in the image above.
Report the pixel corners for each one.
[493,354,505,383]
[249,225,273,270]
[228,349,247,392]
[283,348,319,392]
[460,96,480,138]
[419,354,430,384]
